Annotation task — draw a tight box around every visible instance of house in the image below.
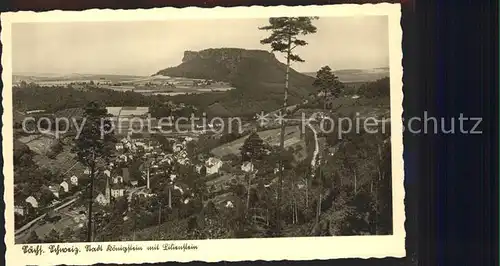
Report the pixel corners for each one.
[177,150,188,159]
[136,190,156,198]
[195,165,203,174]
[125,142,133,150]
[84,168,99,175]
[173,143,184,153]
[95,193,109,206]
[119,154,128,162]
[205,157,223,176]
[241,161,254,173]
[160,155,173,165]
[225,201,234,208]
[112,175,124,184]
[274,165,285,174]
[48,185,60,198]
[111,184,125,199]
[70,175,78,186]
[14,205,24,216]
[115,143,124,151]
[177,157,190,165]
[173,184,184,195]
[130,172,139,186]
[25,196,38,208]
[172,150,189,165]
[135,141,146,148]
[60,181,69,193]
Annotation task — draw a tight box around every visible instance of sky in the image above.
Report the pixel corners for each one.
[12,16,389,76]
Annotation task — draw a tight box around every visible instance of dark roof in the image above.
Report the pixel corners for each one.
[121,107,141,110]
[110,183,126,190]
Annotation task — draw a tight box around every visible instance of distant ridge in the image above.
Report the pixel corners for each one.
[303,67,390,83]
[13,73,144,83]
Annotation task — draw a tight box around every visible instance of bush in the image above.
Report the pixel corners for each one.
[219,132,241,145]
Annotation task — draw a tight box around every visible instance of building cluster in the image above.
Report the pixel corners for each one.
[93,133,225,207]
[15,174,81,217]
[106,106,151,135]
[14,105,230,225]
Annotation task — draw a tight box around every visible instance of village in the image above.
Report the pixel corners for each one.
[13,102,314,243]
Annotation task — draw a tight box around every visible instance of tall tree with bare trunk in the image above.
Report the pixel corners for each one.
[259,17,318,233]
[73,102,115,242]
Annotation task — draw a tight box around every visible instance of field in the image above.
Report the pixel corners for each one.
[17,135,88,178]
[14,73,236,96]
[18,135,56,155]
[210,126,306,159]
[33,146,87,177]
[294,95,390,119]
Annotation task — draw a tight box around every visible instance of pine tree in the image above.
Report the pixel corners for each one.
[313,66,344,110]
[259,17,318,233]
[73,102,115,242]
[240,132,266,162]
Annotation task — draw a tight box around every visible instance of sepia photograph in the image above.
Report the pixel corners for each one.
[3,4,404,264]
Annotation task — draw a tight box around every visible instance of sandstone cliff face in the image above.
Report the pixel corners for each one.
[177,48,278,78]
[155,48,315,116]
[156,48,304,83]
[181,48,276,64]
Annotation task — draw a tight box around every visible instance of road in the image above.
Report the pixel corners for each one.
[15,195,80,242]
[307,122,320,174]
[15,196,79,235]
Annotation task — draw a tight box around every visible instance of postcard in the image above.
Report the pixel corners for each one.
[2,3,404,265]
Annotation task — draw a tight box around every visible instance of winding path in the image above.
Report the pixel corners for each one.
[307,122,320,174]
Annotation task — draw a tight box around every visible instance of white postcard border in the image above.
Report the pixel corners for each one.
[2,3,405,265]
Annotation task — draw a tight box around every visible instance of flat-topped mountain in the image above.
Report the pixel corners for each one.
[155,48,316,116]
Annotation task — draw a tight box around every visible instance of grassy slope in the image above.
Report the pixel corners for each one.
[210,126,304,158]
